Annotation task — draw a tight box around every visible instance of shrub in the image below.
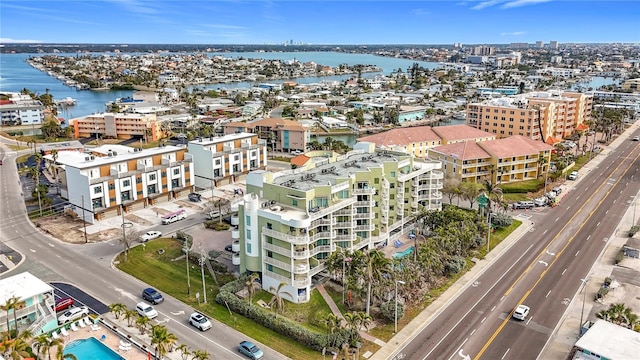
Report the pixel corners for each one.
[604,277,612,287]
[445,255,466,275]
[379,300,404,322]
[628,225,639,237]
[615,249,625,265]
[216,276,349,351]
[491,213,513,228]
[595,286,609,300]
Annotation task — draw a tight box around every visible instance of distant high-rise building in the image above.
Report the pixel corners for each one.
[536,41,544,48]
[549,41,559,49]
[510,42,529,49]
[471,45,494,56]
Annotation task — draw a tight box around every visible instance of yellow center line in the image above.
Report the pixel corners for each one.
[474,150,640,360]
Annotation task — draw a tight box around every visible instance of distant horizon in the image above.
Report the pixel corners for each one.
[1,1,639,45]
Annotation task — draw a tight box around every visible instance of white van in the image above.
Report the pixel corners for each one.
[161,210,187,225]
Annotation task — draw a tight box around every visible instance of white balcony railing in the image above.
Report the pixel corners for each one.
[262,227,310,245]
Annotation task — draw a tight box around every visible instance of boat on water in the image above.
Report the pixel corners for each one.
[452,111,466,120]
[55,97,77,106]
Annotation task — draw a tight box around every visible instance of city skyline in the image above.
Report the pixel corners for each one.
[1,0,639,45]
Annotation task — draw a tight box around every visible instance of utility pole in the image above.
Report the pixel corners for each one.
[579,278,588,337]
[81,195,88,243]
[200,246,207,303]
[487,212,492,252]
[184,243,191,294]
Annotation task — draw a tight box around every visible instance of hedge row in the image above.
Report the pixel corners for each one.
[216,277,351,351]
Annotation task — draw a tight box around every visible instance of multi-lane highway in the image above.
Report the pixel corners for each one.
[0,141,286,359]
[393,131,640,360]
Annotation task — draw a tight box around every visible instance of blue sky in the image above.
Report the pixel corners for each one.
[1,0,638,45]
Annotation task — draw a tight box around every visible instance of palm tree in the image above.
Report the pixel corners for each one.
[268,282,292,318]
[108,303,126,319]
[0,296,22,337]
[33,333,64,360]
[483,181,503,213]
[324,313,343,349]
[176,344,191,360]
[136,314,151,335]
[364,249,390,316]
[124,309,137,327]
[191,349,210,360]
[1,329,32,359]
[245,273,260,304]
[150,325,171,359]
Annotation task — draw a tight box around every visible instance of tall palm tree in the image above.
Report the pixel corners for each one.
[364,249,390,316]
[245,273,260,304]
[1,296,23,337]
[191,349,210,360]
[268,282,292,318]
[150,324,177,359]
[176,344,191,360]
[124,309,137,327]
[33,333,63,360]
[136,315,151,335]
[324,313,343,349]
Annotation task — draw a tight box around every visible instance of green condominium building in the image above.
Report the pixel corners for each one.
[238,142,443,303]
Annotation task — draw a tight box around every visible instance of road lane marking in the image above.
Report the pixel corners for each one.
[475,149,640,360]
[538,260,548,267]
[491,306,496,312]
[470,329,476,336]
[421,243,535,360]
[562,269,567,275]
[501,348,510,359]
[555,217,560,222]
[575,251,580,257]
[546,290,551,298]
[586,235,591,241]
[526,317,532,326]
[481,317,486,323]
[499,295,505,302]
[543,229,548,235]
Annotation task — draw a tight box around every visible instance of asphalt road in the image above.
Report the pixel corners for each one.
[0,141,287,359]
[395,131,640,360]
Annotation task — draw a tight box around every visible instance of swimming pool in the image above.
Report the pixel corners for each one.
[393,246,414,259]
[64,337,125,360]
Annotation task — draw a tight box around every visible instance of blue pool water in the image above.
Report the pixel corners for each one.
[393,246,415,259]
[64,337,125,360]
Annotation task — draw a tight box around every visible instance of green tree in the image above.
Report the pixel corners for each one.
[150,325,175,359]
[245,273,260,304]
[364,249,390,316]
[136,314,151,335]
[176,344,191,360]
[108,303,127,319]
[191,349,210,360]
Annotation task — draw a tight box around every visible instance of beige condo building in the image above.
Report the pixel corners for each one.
[466,91,593,144]
[71,112,164,141]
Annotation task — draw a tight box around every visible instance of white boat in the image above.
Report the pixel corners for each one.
[453,111,466,120]
[55,97,77,106]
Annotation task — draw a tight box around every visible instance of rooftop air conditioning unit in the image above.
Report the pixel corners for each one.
[85,156,90,161]
[112,151,117,156]
[90,156,95,160]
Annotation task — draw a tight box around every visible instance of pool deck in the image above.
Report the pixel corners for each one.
[381,233,417,258]
[52,317,149,360]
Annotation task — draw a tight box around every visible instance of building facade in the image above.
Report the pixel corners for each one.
[71,112,163,141]
[0,272,57,336]
[187,132,268,189]
[0,99,45,127]
[50,145,193,223]
[466,91,593,143]
[238,142,443,303]
[223,118,310,153]
[428,135,553,184]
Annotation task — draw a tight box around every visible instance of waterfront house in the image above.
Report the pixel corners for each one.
[0,272,57,336]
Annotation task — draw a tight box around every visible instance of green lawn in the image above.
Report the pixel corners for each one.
[115,239,322,359]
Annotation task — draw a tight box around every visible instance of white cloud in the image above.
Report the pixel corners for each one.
[471,0,505,10]
[502,0,552,8]
[500,31,527,36]
[0,38,42,43]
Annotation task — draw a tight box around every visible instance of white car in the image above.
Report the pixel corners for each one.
[189,312,212,331]
[568,171,579,180]
[140,231,162,242]
[58,306,89,324]
[513,304,530,320]
[135,302,158,319]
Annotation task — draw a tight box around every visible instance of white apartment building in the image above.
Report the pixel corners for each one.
[187,132,268,189]
[0,98,45,127]
[49,144,194,223]
[238,142,443,303]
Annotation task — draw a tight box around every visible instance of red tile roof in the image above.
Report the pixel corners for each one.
[291,155,310,167]
[430,141,491,160]
[480,135,553,158]
[575,123,589,131]
[357,126,440,146]
[431,124,495,142]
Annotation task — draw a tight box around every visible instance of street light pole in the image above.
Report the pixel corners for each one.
[394,280,405,333]
[200,246,207,303]
[184,244,191,294]
[487,212,492,253]
[579,278,588,337]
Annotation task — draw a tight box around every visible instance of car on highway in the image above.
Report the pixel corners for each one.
[512,201,535,210]
[633,136,639,141]
[188,312,212,331]
[55,297,74,312]
[238,340,264,359]
[140,231,162,242]
[135,302,158,319]
[142,287,164,304]
[512,304,530,320]
[58,306,89,324]
[568,171,579,180]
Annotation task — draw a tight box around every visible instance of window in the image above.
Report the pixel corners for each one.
[246,229,251,240]
[173,168,180,176]
[390,171,396,178]
[93,186,102,194]
[122,179,130,187]
[247,243,252,253]
[136,177,142,184]
[149,173,156,181]
[292,199,298,206]
[171,179,180,188]
[245,215,251,226]
[215,159,221,165]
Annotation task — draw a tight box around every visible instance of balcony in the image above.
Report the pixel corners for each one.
[335,208,355,216]
[264,256,292,272]
[334,221,353,229]
[354,200,375,207]
[309,198,356,220]
[353,212,374,219]
[311,231,334,241]
[293,263,310,274]
[352,187,376,195]
[354,223,375,231]
[310,244,336,256]
[262,227,310,245]
[335,233,357,241]
[263,242,291,257]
